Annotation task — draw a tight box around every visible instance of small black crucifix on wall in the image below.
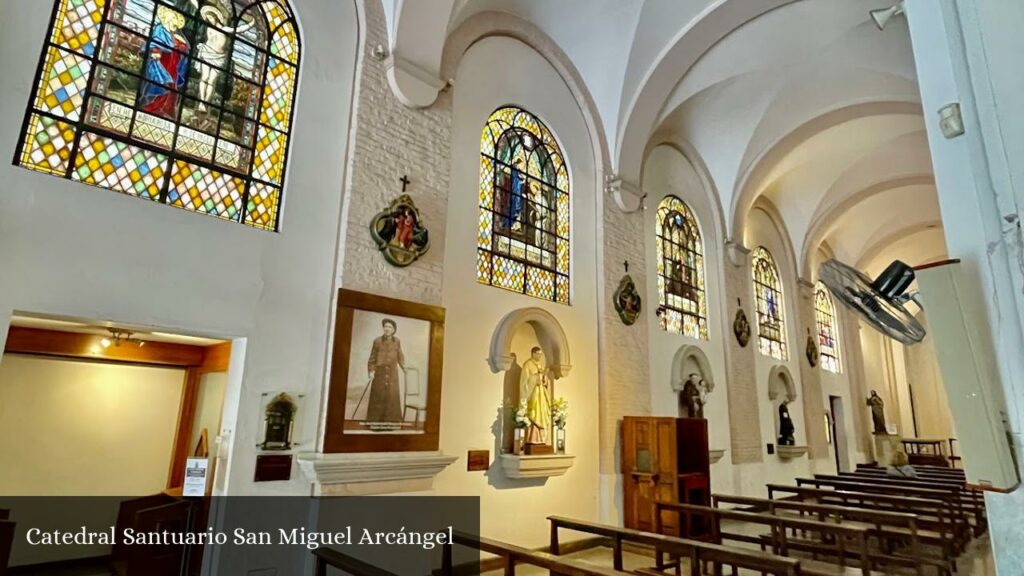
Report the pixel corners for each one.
[369,175,430,267]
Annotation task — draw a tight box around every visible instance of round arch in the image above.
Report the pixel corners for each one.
[441,11,611,177]
[670,344,716,394]
[729,101,923,243]
[616,0,800,186]
[800,174,935,278]
[767,364,797,403]
[488,307,572,379]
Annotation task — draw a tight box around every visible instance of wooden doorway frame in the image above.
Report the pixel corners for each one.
[2,326,232,488]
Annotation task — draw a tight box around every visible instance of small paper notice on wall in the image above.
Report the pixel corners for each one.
[183,458,209,497]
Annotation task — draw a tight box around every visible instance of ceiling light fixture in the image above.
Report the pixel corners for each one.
[871,0,905,30]
[104,328,144,348]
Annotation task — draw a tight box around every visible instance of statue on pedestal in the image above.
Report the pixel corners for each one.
[520,347,552,448]
[681,373,704,419]
[778,399,795,446]
[867,390,887,434]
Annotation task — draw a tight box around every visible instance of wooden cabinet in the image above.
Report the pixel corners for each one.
[621,417,710,538]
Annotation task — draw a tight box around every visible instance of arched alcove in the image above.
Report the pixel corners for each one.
[670,345,715,393]
[488,307,572,379]
[767,364,798,403]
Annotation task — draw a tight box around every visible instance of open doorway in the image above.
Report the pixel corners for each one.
[0,314,235,575]
[828,395,849,473]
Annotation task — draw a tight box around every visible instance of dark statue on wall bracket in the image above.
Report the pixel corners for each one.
[806,329,819,368]
[613,261,642,326]
[370,177,430,267]
[732,298,751,347]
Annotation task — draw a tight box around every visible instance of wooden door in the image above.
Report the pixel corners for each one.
[622,417,679,534]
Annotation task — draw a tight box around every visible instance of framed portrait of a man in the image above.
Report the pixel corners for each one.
[324,289,445,452]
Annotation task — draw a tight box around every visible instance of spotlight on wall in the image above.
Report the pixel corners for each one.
[871,0,905,30]
[100,338,111,348]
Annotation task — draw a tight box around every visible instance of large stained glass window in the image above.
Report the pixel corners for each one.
[16,0,300,231]
[477,107,570,303]
[752,246,787,360]
[655,196,707,339]
[815,282,841,373]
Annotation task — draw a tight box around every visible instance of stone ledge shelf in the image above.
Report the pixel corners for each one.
[500,454,575,479]
[709,449,726,464]
[776,445,808,460]
[298,451,457,496]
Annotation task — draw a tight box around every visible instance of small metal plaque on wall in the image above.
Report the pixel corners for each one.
[254,454,293,482]
[467,450,489,472]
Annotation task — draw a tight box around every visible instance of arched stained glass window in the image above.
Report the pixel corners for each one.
[16,0,300,231]
[815,282,841,373]
[477,107,570,304]
[752,246,787,360]
[655,196,707,339]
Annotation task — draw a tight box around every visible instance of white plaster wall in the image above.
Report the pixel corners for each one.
[0,355,183,566]
[641,145,733,495]
[0,0,359,496]
[438,35,600,548]
[903,329,955,440]
[820,358,863,470]
[740,208,813,493]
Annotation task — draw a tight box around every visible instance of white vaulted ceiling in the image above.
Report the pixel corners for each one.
[394,0,947,276]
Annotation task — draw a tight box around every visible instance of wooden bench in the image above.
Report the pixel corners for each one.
[767,484,959,569]
[793,477,970,545]
[439,531,632,576]
[655,502,871,576]
[548,515,803,575]
[818,473,985,535]
[712,494,945,575]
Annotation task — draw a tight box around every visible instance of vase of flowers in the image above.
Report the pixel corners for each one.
[552,398,568,454]
[512,400,529,455]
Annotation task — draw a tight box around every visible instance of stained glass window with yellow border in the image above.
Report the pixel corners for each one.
[15,0,300,231]
[752,246,787,360]
[478,107,570,304]
[655,196,707,339]
[815,282,842,373]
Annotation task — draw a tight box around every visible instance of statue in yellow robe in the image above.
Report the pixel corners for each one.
[520,347,552,445]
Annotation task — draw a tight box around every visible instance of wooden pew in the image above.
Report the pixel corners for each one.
[767,484,959,569]
[820,473,985,535]
[655,502,871,575]
[712,494,941,576]
[548,515,804,575]
[856,464,964,481]
[440,531,633,576]
[793,477,970,545]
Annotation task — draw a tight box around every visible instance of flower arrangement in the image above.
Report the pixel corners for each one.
[513,400,530,429]
[552,397,568,429]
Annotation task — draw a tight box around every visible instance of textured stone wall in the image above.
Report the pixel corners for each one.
[796,280,830,460]
[722,244,764,464]
[338,0,451,306]
[598,203,651,474]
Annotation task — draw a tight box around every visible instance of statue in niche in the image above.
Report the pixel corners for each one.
[867,390,887,434]
[520,347,553,450]
[680,373,710,419]
[777,399,796,446]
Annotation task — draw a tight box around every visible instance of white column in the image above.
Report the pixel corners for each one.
[904,0,1024,571]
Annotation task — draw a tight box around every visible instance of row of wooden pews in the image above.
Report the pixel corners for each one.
[309,464,981,575]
